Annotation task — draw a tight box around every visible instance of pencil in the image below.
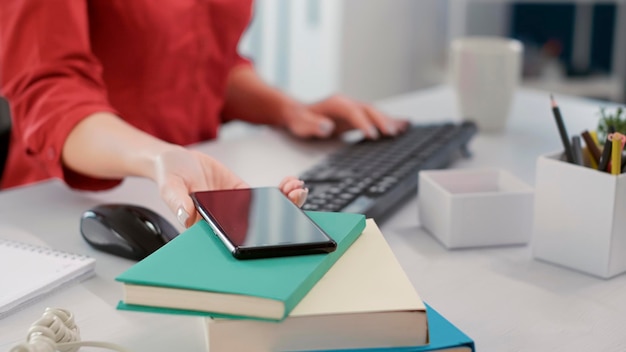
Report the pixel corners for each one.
[581,130,601,167]
[611,136,621,175]
[590,130,600,145]
[571,136,584,166]
[550,95,575,163]
[598,136,613,172]
[610,132,626,175]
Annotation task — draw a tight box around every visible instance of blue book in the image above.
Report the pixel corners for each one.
[315,304,474,352]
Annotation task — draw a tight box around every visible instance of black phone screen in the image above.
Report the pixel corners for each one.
[191,187,336,259]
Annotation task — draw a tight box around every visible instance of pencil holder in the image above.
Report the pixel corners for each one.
[532,152,626,279]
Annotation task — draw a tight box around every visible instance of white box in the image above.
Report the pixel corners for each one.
[532,153,626,279]
[418,168,534,249]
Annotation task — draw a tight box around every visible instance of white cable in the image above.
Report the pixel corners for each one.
[10,308,132,352]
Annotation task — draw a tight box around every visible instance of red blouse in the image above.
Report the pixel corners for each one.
[0,0,253,190]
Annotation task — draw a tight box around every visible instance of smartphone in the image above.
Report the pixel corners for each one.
[190,187,337,259]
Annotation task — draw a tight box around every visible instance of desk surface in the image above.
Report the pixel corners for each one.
[1,85,625,352]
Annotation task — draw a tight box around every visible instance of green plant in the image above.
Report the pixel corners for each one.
[597,106,626,143]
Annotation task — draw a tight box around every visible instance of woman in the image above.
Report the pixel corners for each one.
[0,0,406,226]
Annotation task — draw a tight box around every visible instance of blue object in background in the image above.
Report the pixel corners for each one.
[510,3,615,76]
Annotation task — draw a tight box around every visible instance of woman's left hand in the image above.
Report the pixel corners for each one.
[283,95,409,139]
[153,148,308,227]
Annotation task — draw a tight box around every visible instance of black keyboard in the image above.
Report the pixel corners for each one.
[300,121,478,221]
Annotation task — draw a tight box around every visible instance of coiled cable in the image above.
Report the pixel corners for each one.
[10,308,132,352]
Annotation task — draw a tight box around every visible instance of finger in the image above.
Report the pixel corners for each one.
[279,177,305,195]
[279,175,299,190]
[160,176,197,228]
[311,115,335,138]
[362,104,407,136]
[314,96,379,139]
[187,211,204,226]
[394,119,411,133]
[287,187,309,207]
[361,107,411,137]
[288,110,336,139]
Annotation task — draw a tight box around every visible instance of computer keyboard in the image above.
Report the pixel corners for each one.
[300,120,478,221]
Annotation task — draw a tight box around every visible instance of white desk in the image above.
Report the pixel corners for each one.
[1,85,625,351]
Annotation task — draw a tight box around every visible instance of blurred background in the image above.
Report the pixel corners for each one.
[238,0,626,104]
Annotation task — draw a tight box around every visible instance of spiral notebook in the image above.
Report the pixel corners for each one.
[0,238,96,319]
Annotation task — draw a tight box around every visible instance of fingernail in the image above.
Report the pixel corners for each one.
[319,121,334,136]
[177,207,189,226]
[386,122,397,136]
[368,126,379,139]
[299,188,309,207]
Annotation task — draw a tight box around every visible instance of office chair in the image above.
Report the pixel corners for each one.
[0,96,11,182]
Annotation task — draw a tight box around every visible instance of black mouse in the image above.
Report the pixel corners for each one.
[80,203,179,260]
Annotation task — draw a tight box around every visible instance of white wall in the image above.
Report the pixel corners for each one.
[240,0,343,102]
[241,0,450,103]
[339,0,447,101]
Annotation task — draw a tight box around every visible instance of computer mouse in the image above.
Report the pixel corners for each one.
[80,203,179,260]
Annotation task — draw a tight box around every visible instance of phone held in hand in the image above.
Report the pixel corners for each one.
[190,187,337,259]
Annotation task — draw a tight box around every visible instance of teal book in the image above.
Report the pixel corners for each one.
[116,211,365,321]
[317,304,474,352]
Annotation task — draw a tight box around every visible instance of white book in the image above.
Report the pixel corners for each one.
[0,232,96,319]
[204,219,428,352]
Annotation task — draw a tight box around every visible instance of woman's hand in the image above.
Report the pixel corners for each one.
[153,147,307,227]
[222,66,408,140]
[283,95,410,139]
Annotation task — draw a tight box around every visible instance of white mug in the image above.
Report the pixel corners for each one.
[449,36,523,133]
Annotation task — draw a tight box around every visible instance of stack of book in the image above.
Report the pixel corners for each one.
[115,211,474,352]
